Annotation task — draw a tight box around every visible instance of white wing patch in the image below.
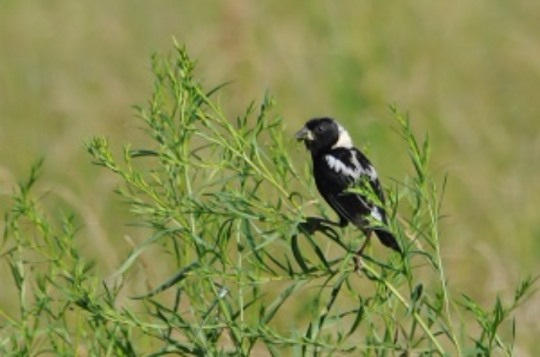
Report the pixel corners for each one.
[325,154,361,179]
[324,151,378,181]
[365,164,378,181]
[370,206,383,222]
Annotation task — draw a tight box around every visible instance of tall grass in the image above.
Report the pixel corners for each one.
[0,45,535,356]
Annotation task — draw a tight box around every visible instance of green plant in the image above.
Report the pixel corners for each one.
[1,44,535,356]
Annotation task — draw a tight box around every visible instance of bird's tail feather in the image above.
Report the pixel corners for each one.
[374,228,402,254]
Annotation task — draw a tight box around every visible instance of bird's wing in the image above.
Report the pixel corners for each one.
[351,148,388,207]
[318,148,388,227]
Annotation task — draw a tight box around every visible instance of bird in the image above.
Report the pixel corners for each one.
[295,117,401,263]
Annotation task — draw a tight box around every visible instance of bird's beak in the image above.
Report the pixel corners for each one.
[295,126,313,141]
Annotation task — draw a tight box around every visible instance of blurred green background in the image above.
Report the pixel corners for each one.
[1,0,539,353]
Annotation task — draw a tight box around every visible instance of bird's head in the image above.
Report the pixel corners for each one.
[295,117,353,155]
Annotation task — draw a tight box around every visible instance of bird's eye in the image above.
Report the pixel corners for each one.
[315,125,325,133]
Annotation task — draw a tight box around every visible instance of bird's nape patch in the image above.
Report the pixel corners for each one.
[331,124,353,149]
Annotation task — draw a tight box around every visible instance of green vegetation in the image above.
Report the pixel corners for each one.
[0,46,535,355]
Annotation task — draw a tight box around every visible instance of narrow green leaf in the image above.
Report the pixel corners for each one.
[291,234,310,273]
[318,274,345,329]
[242,219,278,275]
[411,283,424,303]
[206,81,233,98]
[347,303,365,337]
[261,280,305,325]
[129,149,159,158]
[110,228,182,279]
[304,233,331,272]
[131,261,199,300]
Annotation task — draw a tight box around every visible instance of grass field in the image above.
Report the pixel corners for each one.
[1,1,539,354]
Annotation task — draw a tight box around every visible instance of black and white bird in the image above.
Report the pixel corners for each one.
[296,117,401,257]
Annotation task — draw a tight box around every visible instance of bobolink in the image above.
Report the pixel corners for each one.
[296,117,401,258]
